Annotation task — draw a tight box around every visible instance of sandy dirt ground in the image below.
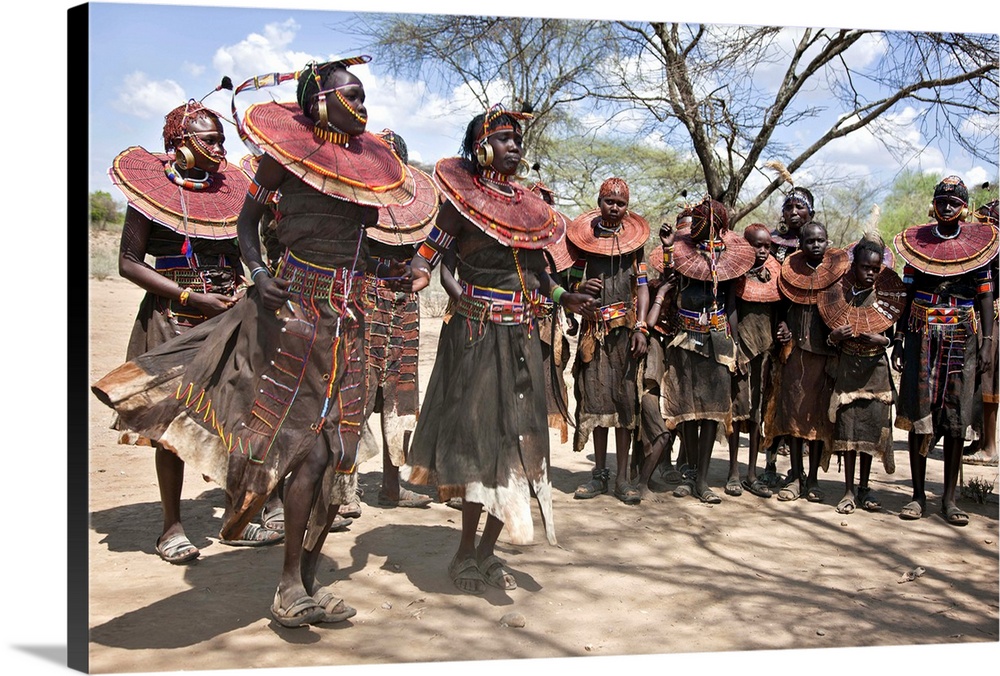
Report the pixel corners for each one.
[86,274,998,675]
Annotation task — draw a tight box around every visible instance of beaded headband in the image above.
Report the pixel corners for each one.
[475,103,531,144]
[782,188,814,213]
[933,175,968,204]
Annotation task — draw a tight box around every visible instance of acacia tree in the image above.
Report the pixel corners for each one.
[356,14,998,227]
[601,24,998,223]
[351,14,617,149]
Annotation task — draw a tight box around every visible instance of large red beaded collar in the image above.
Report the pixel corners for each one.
[242,101,419,209]
[109,146,249,239]
[734,255,782,302]
[893,222,999,277]
[818,265,906,335]
[433,156,563,250]
[369,164,440,245]
[566,209,649,257]
[672,229,756,283]
[778,248,850,305]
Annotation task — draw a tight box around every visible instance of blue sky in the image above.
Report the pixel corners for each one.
[85,1,1000,210]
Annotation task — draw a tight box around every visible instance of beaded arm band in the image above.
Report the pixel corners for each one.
[416,225,456,269]
[663,245,674,269]
[636,261,648,286]
[247,177,276,205]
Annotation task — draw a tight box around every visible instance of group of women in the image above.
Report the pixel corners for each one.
[92,55,998,629]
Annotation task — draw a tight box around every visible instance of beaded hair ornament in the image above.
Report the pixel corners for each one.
[230,55,371,155]
[474,103,532,176]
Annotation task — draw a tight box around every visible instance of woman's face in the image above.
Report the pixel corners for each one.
[746,229,772,265]
[486,129,523,177]
[598,191,628,224]
[321,69,367,136]
[184,114,226,173]
[933,195,965,224]
[781,200,811,231]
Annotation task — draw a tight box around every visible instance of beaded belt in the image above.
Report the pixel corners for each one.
[455,282,538,325]
[908,299,977,333]
[840,340,885,357]
[914,290,975,307]
[677,307,728,334]
[154,254,240,292]
[278,251,363,299]
[597,301,628,322]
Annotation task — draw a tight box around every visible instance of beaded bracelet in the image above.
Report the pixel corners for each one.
[178,287,193,306]
[551,285,566,305]
[662,245,674,269]
[250,266,270,283]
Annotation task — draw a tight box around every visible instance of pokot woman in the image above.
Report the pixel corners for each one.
[406,104,596,595]
[107,96,282,564]
[892,176,997,525]
[95,56,432,626]
[358,128,438,509]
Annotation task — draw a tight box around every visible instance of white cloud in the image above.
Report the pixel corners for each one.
[182,62,206,78]
[212,19,319,103]
[113,72,187,120]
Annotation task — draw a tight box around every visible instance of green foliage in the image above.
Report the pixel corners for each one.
[877,171,939,243]
[532,131,703,225]
[90,190,123,231]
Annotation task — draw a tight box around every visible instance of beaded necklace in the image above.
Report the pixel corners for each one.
[164,162,213,190]
[313,125,350,146]
[594,219,623,237]
[933,223,961,240]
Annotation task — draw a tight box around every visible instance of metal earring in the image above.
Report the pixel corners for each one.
[476,141,494,168]
[516,158,530,179]
[175,146,196,170]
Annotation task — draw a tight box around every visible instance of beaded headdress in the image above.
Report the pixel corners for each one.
[475,103,531,144]
[599,177,630,203]
[933,175,969,204]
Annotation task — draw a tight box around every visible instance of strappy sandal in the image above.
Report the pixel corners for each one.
[155,533,199,564]
[313,585,358,623]
[574,468,610,499]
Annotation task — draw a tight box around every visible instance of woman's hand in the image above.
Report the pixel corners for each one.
[630,329,648,358]
[255,274,291,311]
[188,291,237,318]
[828,325,853,344]
[560,292,599,317]
[659,223,675,248]
[577,277,603,297]
[775,321,791,344]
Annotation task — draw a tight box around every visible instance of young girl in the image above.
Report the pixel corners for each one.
[820,236,905,514]
[661,197,755,503]
[729,224,782,498]
[768,221,849,503]
[566,178,650,504]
